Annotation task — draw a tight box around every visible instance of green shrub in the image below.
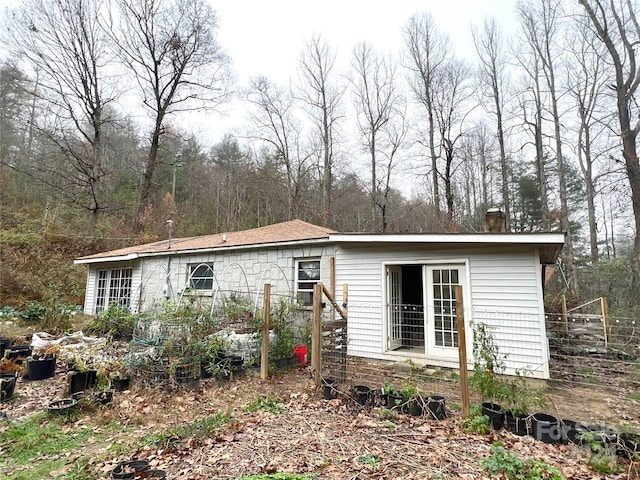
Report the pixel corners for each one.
[87,303,135,339]
[479,444,565,480]
[18,303,48,322]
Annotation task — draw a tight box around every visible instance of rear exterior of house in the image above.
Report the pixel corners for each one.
[331,236,561,379]
[75,220,564,379]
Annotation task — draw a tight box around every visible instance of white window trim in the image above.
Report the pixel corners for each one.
[295,258,321,307]
[187,262,215,293]
[95,267,133,313]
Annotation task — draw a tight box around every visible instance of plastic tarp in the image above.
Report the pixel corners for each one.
[30,331,107,351]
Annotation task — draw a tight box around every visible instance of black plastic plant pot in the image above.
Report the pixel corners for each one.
[321,378,338,400]
[94,390,114,405]
[531,413,560,444]
[110,459,150,479]
[387,393,403,410]
[0,372,18,402]
[505,410,530,436]
[353,385,371,406]
[481,402,504,430]
[408,397,424,416]
[0,338,10,359]
[427,395,447,420]
[26,355,56,380]
[112,378,130,391]
[5,345,32,364]
[566,423,617,449]
[48,398,77,415]
[617,432,640,459]
[560,419,578,445]
[70,370,98,394]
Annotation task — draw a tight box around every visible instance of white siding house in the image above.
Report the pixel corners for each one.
[75,220,564,379]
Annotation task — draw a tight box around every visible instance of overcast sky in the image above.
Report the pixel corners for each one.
[193,0,519,142]
[0,0,519,144]
[213,0,518,82]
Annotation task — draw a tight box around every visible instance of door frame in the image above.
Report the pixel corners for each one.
[383,259,470,359]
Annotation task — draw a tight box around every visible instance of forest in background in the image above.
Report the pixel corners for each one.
[0,0,639,316]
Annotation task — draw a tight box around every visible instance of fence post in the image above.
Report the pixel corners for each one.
[261,283,271,380]
[311,282,323,386]
[562,294,568,333]
[455,285,470,417]
[601,297,609,347]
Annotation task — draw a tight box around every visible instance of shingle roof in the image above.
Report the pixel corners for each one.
[76,219,335,262]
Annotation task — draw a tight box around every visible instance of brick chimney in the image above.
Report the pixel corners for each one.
[484,208,508,233]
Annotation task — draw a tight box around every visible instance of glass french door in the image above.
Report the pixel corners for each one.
[426,266,462,358]
[387,266,403,350]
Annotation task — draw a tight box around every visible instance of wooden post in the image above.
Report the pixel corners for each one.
[311,282,323,386]
[562,294,568,333]
[261,283,271,380]
[455,285,470,417]
[601,297,609,347]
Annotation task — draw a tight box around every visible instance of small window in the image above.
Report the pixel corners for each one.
[188,263,214,291]
[296,259,320,306]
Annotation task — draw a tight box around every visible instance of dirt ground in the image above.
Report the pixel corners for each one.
[1,364,639,480]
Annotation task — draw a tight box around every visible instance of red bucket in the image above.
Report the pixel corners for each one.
[293,345,308,364]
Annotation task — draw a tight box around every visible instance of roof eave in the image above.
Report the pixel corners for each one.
[74,253,140,265]
[74,237,332,265]
[331,232,566,264]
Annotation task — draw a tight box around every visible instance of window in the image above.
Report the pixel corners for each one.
[95,268,133,312]
[296,259,320,306]
[188,263,214,291]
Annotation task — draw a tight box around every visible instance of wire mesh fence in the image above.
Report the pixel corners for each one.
[318,302,640,426]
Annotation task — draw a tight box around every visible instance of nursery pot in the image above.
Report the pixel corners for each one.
[321,378,338,400]
[617,432,640,459]
[0,338,10,359]
[567,424,618,450]
[112,378,130,391]
[560,419,578,445]
[387,393,404,409]
[481,402,504,430]
[0,371,18,402]
[426,395,447,420]
[5,345,32,364]
[48,398,77,415]
[505,410,530,436]
[407,396,424,416]
[531,413,560,444]
[69,369,97,394]
[26,355,56,380]
[111,459,150,479]
[584,424,618,450]
[353,385,371,406]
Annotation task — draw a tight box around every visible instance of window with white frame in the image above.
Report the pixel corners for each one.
[188,263,214,291]
[296,259,320,306]
[95,267,133,312]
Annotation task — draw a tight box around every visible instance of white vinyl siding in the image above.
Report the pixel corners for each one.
[334,244,549,379]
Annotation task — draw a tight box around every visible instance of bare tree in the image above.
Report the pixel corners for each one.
[403,12,449,221]
[566,19,611,269]
[432,58,475,231]
[107,0,231,232]
[349,42,404,231]
[297,34,344,216]
[512,21,551,232]
[578,0,640,279]
[245,76,313,220]
[4,0,115,234]
[518,0,579,295]
[472,17,512,228]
